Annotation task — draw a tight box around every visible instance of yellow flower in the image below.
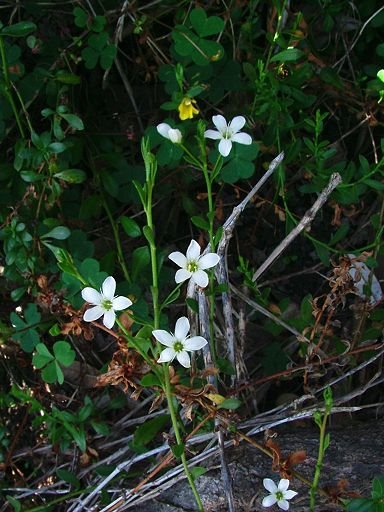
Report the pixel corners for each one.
[178,97,199,120]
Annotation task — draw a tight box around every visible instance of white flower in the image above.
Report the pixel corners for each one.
[81,276,132,329]
[262,478,298,510]
[168,239,220,288]
[157,123,182,143]
[204,115,252,157]
[153,316,207,368]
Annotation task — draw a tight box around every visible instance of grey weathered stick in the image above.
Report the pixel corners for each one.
[216,151,284,386]
[252,172,342,282]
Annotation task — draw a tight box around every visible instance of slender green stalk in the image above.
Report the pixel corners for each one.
[140,137,204,510]
[0,35,25,138]
[164,364,204,511]
[102,196,131,284]
[310,387,333,511]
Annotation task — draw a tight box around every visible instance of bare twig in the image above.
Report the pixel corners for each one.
[252,173,342,282]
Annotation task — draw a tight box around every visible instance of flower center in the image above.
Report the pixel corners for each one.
[275,491,284,501]
[101,299,113,311]
[173,341,184,353]
[187,260,199,273]
[223,128,233,139]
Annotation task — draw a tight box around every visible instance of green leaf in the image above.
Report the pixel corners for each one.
[54,169,87,184]
[55,361,65,385]
[364,179,384,191]
[143,225,155,246]
[217,398,242,410]
[81,46,99,69]
[92,16,106,33]
[41,361,59,383]
[216,357,236,376]
[190,466,207,481]
[377,69,384,83]
[191,215,210,230]
[120,216,141,238]
[171,442,185,459]
[324,432,330,451]
[60,113,84,131]
[132,246,150,281]
[346,498,376,512]
[100,44,117,70]
[73,7,88,28]
[48,142,66,154]
[140,373,161,387]
[329,223,349,246]
[53,341,76,367]
[133,415,169,448]
[372,476,384,499]
[56,468,81,490]
[54,71,81,85]
[20,170,44,182]
[64,423,86,452]
[1,22,36,37]
[5,496,21,512]
[270,48,305,63]
[312,240,330,266]
[32,343,54,368]
[49,323,61,336]
[189,8,224,37]
[41,226,71,240]
[186,298,199,313]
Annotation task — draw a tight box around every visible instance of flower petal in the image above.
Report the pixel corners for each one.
[284,491,298,500]
[157,123,172,139]
[199,252,220,270]
[112,296,132,311]
[168,251,187,268]
[263,479,278,493]
[152,329,175,347]
[168,128,182,144]
[204,129,222,140]
[278,479,290,492]
[184,336,207,351]
[83,305,104,322]
[102,276,116,300]
[229,115,246,133]
[103,310,116,329]
[174,316,190,340]
[232,132,252,145]
[186,239,201,260]
[212,114,227,133]
[192,269,209,288]
[277,499,289,511]
[158,347,176,363]
[262,495,277,507]
[176,350,191,368]
[218,138,232,157]
[81,287,102,305]
[175,268,192,283]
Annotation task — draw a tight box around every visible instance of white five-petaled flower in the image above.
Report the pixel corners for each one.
[153,316,207,368]
[262,478,298,510]
[81,276,132,329]
[157,123,182,144]
[204,115,252,157]
[168,239,220,289]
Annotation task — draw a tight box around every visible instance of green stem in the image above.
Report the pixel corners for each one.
[145,183,160,330]
[181,143,203,168]
[163,364,204,511]
[0,35,25,138]
[310,406,331,510]
[102,196,131,284]
[115,318,160,376]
